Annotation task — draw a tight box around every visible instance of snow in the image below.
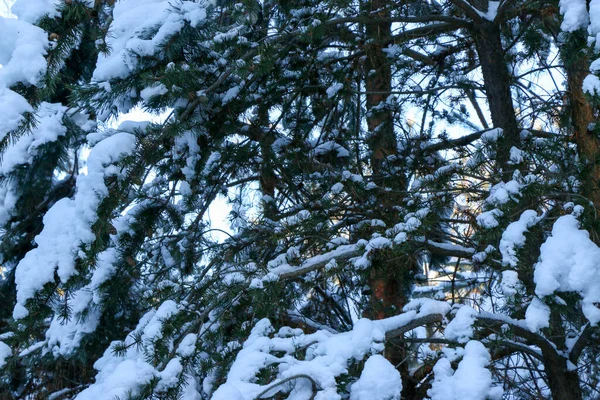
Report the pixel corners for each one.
[45,289,101,357]
[534,214,600,324]
[445,306,477,343]
[583,74,600,95]
[501,270,522,296]
[213,302,448,399]
[525,297,550,332]
[140,83,169,101]
[559,0,589,31]
[589,0,600,51]
[93,0,207,82]
[499,210,540,267]
[350,355,401,400]
[0,86,32,140]
[44,248,118,356]
[509,146,524,164]
[0,102,67,173]
[0,17,48,86]
[0,341,11,369]
[313,141,350,158]
[75,301,183,400]
[222,86,240,104]
[330,182,344,194]
[13,132,137,319]
[11,0,60,23]
[480,128,502,142]
[485,179,522,206]
[177,333,197,357]
[479,1,500,22]
[326,83,343,98]
[428,341,502,400]
[476,209,503,228]
[157,358,184,392]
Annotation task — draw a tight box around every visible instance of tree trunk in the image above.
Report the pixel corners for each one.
[472,19,520,180]
[563,32,600,214]
[543,354,583,400]
[363,1,415,396]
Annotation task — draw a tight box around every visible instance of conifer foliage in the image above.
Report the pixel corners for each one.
[1,0,600,399]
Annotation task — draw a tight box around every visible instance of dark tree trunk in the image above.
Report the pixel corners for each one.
[543,353,583,400]
[472,19,520,180]
[363,1,415,397]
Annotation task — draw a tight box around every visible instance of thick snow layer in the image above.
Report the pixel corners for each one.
[428,341,502,400]
[93,0,207,81]
[11,0,60,23]
[350,355,401,400]
[559,0,589,31]
[13,132,137,319]
[534,215,600,324]
[0,17,48,86]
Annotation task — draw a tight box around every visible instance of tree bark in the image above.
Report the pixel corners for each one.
[472,18,520,180]
[563,32,600,214]
[543,352,583,400]
[363,1,415,396]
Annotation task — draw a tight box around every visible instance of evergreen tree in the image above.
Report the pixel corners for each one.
[0,0,600,399]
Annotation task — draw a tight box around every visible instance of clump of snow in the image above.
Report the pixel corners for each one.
[589,0,600,51]
[559,0,589,31]
[480,128,502,142]
[583,74,600,95]
[313,141,350,158]
[534,214,600,324]
[501,271,522,296]
[499,210,540,267]
[222,85,240,104]
[140,83,169,101]
[177,333,197,357]
[0,17,48,87]
[428,341,502,400]
[350,354,401,400]
[476,209,503,228]
[0,102,67,173]
[525,297,550,332]
[486,180,522,206]
[445,306,477,343]
[0,86,32,140]
[44,248,118,356]
[330,182,344,194]
[326,83,343,98]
